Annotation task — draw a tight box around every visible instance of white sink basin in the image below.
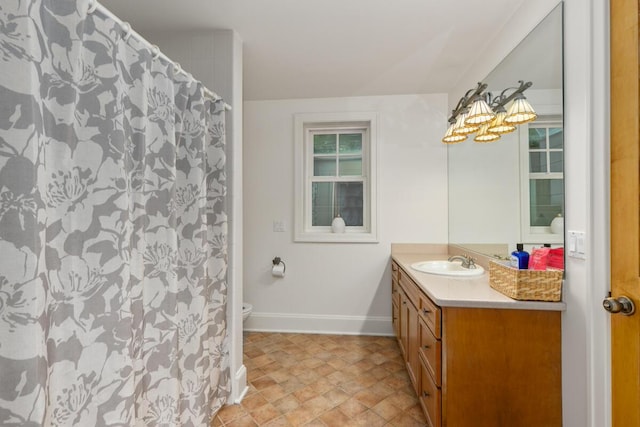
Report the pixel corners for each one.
[410,260,485,277]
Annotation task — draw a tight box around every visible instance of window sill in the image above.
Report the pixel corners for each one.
[294,231,378,243]
[522,230,564,244]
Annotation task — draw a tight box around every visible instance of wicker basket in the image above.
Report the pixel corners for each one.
[489,261,563,302]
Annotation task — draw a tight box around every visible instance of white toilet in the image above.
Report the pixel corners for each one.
[242,303,253,322]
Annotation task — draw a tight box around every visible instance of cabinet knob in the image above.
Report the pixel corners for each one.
[423,345,430,349]
[422,391,430,398]
[422,308,430,315]
[403,301,407,305]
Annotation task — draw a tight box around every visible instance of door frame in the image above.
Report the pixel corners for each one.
[563,0,613,426]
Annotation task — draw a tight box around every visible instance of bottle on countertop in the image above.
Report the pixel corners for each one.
[510,243,530,269]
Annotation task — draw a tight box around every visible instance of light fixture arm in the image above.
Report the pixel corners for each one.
[447,82,488,123]
[490,80,533,110]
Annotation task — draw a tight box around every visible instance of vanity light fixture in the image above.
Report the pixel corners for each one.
[504,92,538,124]
[487,105,517,134]
[452,108,480,135]
[442,80,536,144]
[465,98,496,125]
[442,122,467,144]
[474,124,500,143]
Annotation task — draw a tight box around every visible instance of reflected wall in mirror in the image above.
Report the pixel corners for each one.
[448,3,563,259]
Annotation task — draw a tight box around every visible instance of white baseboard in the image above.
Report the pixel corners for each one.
[243,312,394,336]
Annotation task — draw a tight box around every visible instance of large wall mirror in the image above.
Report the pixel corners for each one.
[448,3,563,259]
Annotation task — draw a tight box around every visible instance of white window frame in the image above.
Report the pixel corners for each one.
[294,112,378,243]
[519,116,564,244]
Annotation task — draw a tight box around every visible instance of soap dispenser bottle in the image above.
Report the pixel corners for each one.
[510,243,530,269]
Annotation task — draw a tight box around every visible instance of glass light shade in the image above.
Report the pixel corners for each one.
[452,111,480,135]
[504,95,537,124]
[474,124,500,143]
[442,123,467,144]
[487,110,517,134]
[465,98,496,125]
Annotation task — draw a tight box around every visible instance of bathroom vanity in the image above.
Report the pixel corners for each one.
[391,247,565,427]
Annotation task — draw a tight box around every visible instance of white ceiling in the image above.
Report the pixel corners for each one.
[102,0,530,101]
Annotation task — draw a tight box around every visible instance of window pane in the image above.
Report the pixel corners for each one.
[529,152,547,173]
[549,128,563,149]
[314,157,336,176]
[339,134,362,154]
[529,179,564,226]
[312,182,334,226]
[339,157,362,176]
[550,151,563,173]
[336,182,363,226]
[529,128,547,149]
[313,134,336,154]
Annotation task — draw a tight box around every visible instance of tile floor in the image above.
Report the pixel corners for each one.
[212,332,427,426]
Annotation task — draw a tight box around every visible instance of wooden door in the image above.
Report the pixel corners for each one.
[610,0,640,425]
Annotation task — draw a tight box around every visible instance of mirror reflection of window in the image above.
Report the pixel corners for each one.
[523,121,564,239]
[529,180,564,226]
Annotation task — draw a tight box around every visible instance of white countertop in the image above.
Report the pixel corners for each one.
[392,253,566,311]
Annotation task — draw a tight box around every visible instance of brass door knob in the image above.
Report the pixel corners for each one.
[603,296,635,316]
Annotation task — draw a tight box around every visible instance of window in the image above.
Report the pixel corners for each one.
[294,112,377,242]
[520,119,564,243]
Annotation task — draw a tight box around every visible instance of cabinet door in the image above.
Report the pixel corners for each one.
[392,300,399,338]
[392,276,400,338]
[406,297,420,394]
[397,287,407,357]
[391,276,400,307]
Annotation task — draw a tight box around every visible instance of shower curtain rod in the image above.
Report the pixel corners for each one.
[89,1,232,111]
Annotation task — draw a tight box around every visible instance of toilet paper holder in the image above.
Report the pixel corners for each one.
[272,257,286,273]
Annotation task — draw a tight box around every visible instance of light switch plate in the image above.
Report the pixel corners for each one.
[273,220,286,232]
[567,231,586,259]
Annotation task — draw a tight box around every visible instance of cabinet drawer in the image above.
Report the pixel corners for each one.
[419,292,441,338]
[399,273,421,309]
[420,359,442,427]
[419,318,441,386]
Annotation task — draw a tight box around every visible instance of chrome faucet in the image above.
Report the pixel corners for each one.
[447,254,477,269]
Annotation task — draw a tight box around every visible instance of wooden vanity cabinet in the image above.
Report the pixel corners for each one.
[399,272,421,394]
[392,261,562,427]
[404,294,419,393]
[395,281,419,392]
[391,263,400,345]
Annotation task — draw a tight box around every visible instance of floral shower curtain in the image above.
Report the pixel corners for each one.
[0,0,230,425]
